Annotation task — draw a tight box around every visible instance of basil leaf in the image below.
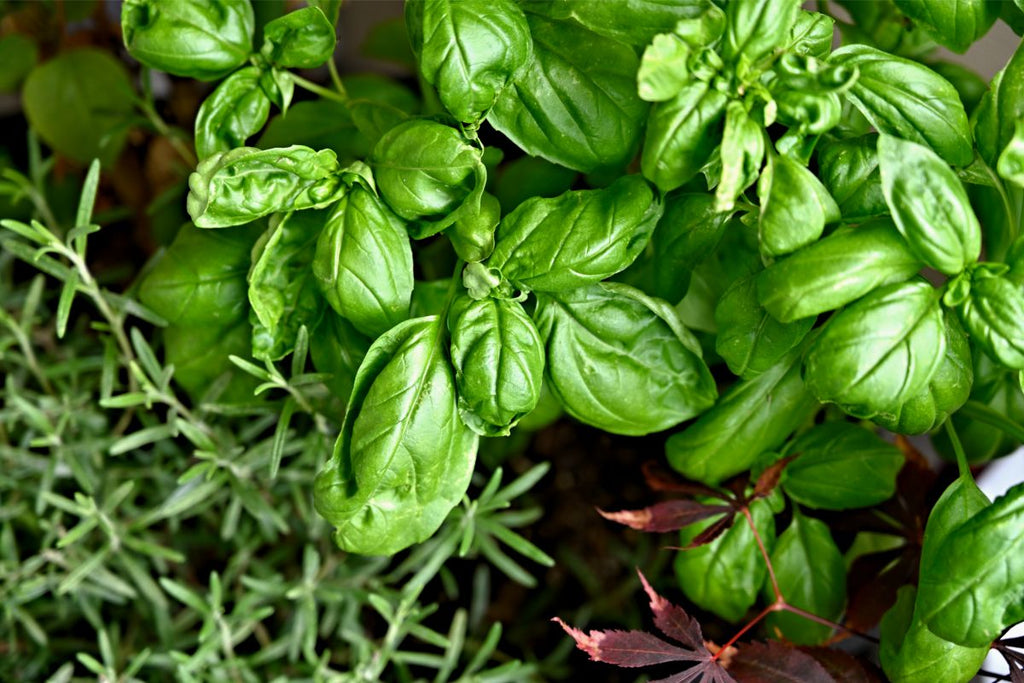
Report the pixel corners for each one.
[637,32,692,102]
[675,498,775,623]
[974,40,1024,169]
[448,295,545,436]
[248,210,326,361]
[121,0,254,81]
[312,185,414,338]
[922,476,991,573]
[165,319,255,404]
[666,347,819,485]
[187,146,345,228]
[758,152,839,257]
[721,0,801,67]
[829,44,973,166]
[918,481,1024,647]
[488,175,661,292]
[874,313,973,435]
[313,317,478,556]
[258,100,366,159]
[493,156,577,213]
[310,312,371,401]
[650,193,730,303]
[762,510,846,645]
[406,0,531,124]
[757,220,923,323]
[260,6,336,69]
[715,102,765,212]
[805,278,945,420]
[534,283,716,436]
[714,273,814,379]
[642,81,729,192]
[528,0,714,48]
[998,118,1024,188]
[816,134,887,219]
[0,34,38,93]
[879,585,990,683]
[957,272,1024,370]
[488,13,647,173]
[370,119,480,221]
[878,134,981,275]
[891,0,998,53]
[446,192,500,264]
[194,66,271,160]
[138,224,255,327]
[780,422,904,510]
[786,10,835,60]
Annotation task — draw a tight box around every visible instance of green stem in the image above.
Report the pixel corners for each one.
[437,259,466,325]
[944,418,973,483]
[291,73,349,106]
[327,58,348,100]
[983,159,1019,256]
[959,399,1024,442]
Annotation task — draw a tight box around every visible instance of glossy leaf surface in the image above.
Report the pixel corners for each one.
[260,6,336,69]
[195,66,271,160]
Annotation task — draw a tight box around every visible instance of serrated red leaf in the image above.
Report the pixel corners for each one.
[552,619,702,667]
[599,500,732,533]
[643,461,730,499]
[729,641,834,682]
[799,647,883,682]
[638,569,707,650]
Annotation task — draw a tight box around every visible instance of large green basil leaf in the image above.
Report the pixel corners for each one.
[715,102,765,212]
[447,295,544,436]
[921,476,991,573]
[370,119,480,221]
[998,119,1024,188]
[312,185,414,338]
[249,210,326,361]
[762,510,846,645]
[957,272,1024,370]
[187,146,345,228]
[121,0,254,80]
[650,193,730,303]
[780,422,904,510]
[975,41,1024,169]
[164,319,255,404]
[757,220,923,323]
[804,279,945,420]
[260,6,336,69]
[313,317,478,556]
[829,44,972,166]
[194,66,271,160]
[721,0,801,67]
[918,481,1024,646]
[666,347,819,484]
[714,273,813,379]
[892,0,998,53]
[816,134,887,219]
[879,586,990,683]
[310,312,371,402]
[488,14,647,173]
[406,0,530,123]
[534,283,715,436]
[22,48,135,166]
[674,498,775,623]
[758,152,839,257]
[138,223,255,327]
[878,134,980,275]
[488,175,660,292]
[527,0,713,48]
[641,81,729,192]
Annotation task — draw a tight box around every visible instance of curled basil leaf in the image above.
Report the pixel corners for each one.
[721,0,801,68]
[918,481,1024,647]
[780,422,904,510]
[758,152,839,257]
[816,134,887,219]
[956,271,1024,370]
[666,346,818,485]
[249,210,326,361]
[878,134,981,275]
[642,81,729,192]
[446,192,500,264]
[534,282,715,436]
[448,295,544,436]
[312,185,414,339]
[195,66,271,160]
[260,6,336,69]
[488,175,660,292]
[805,278,945,420]
[488,13,647,173]
[829,44,973,166]
[757,220,922,323]
[187,146,345,228]
[406,0,531,123]
[121,0,254,81]
[138,223,255,327]
[314,317,478,556]
[892,0,998,54]
[715,101,764,212]
[786,10,835,59]
[370,119,480,221]
[873,313,973,435]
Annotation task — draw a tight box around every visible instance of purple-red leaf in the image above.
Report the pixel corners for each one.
[643,461,730,499]
[599,500,732,533]
[754,455,797,498]
[638,568,708,650]
[729,641,834,682]
[799,647,884,682]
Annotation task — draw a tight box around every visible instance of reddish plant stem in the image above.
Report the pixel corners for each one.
[712,603,781,661]
[742,506,781,600]
[780,604,879,644]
